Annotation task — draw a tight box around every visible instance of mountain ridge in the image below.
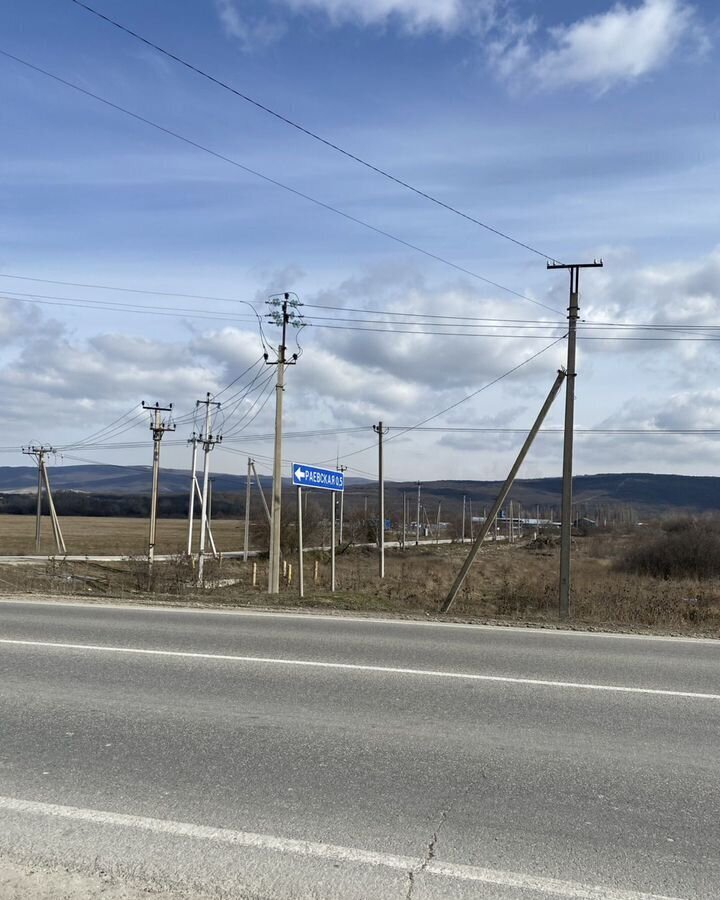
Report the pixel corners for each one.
[1,465,719,515]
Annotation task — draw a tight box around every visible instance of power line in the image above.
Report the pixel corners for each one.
[66,0,560,265]
[304,311,720,332]
[216,443,378,481]
[218,370,276,434]
[220,373,277,438]
[5,287,720,342]
[387,427,720,435]
[0,273,265,306]
[0,290,259,324]
[294,301,720,331]
[305,321,720,341]
[60,405,146,451]
[323,335,567,464]
[60,365,266,455]
[212,356,265,400]
[0,48,561,316]
[4,276,719,335]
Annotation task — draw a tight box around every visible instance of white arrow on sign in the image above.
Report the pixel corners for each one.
[295,468,307,480]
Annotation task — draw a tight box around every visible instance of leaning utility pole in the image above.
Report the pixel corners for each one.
[547,259,603,618]
[250,460,272,527]
[373,421,389,578]
[440,370,566,614]
[196,393,222,585]
[265,293,301,594]
[143,402,175,575]
[22,445,66,554]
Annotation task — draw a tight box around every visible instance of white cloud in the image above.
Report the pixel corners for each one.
[216,0,497,39]
[280,0,470,32]
[215,0,286,51]
[3,252,720,478]
[494,0,703,93]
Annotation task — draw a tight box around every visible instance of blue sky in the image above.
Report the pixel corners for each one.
[1,0,719,481]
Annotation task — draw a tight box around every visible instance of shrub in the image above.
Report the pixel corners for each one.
[619,519,720,580]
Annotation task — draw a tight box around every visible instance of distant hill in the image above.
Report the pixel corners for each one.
[0,464,250,495]
[1,465,719,516]
[375,473,720,517]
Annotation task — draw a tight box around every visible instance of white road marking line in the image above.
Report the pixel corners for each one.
[1,597,717,644]
[0,795,684,900]
[1,637,718,700]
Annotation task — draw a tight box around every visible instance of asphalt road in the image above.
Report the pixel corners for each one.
[0,599,719,899]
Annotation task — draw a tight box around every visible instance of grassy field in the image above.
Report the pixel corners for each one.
[0,514,248,556]
[1,515,719,635]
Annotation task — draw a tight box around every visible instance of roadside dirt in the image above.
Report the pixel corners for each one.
[0,857,168,899]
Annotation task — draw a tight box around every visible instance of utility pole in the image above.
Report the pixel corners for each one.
[415,482,421,545]
[441,370,566,614]
[402,492,407,549]
[186,432,199,557]
[337,464,347,544]
[265,293,301,594]
[373,422,389,578]
[196,393,222,585]
[250,460,272,527]
[548,259,603,618]
[243,457,252,562]
[143,402,175,576]
[462,495,466,543]
[22,445,66,554]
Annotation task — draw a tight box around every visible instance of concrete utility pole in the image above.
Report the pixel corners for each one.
[415,482,421,545]
[337,464,347,544]
[462,495,466,543]
[250,460,272,527]
[548,259,603,618]
[373,422,389,578]
[402,492,407,549]
[186,432,199,557]
[143,402,175,575]
[441,370,566,615]
[22,445,66,554]
[196,393,221,585]
[243,457,252,562]
[266,293,301,594]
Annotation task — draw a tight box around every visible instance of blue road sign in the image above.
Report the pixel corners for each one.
[292,463,344,492]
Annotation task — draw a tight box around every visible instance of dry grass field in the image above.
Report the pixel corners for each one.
[0,514,247,556]
[1,515,719,635]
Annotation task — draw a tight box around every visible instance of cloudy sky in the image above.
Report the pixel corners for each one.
[1,0,719,482]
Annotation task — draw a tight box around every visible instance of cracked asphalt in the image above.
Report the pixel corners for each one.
[1,599,719,899]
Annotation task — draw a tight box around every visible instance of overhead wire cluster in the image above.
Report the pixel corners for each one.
[2,3,719,481]
[2,275,720,343]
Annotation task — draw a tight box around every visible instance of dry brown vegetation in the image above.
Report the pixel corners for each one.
[1,515,719,636]
[0,514,247,556]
